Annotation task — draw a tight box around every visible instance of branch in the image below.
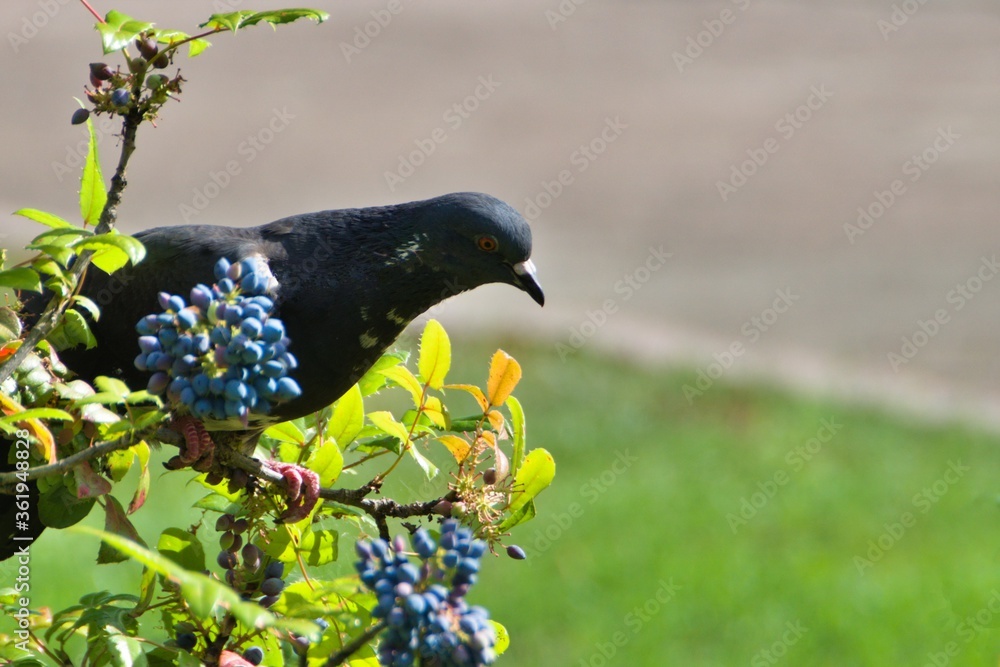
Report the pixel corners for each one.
[0,432,140,490]
[0,105,143,386]
[324,621,387,667]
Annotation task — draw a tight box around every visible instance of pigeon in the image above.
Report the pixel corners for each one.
[0,192,543,557]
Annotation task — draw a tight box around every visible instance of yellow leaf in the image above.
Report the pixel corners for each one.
[418,319,451,389]
[437,435,471,462]
[367,410,411,446]
[487,350,521,407]
[379,365,424,407]
[423,396,447,428]
[478,430,497,450]
[444,383,488,413]
[0,392,56,463]
[486,409,506,436]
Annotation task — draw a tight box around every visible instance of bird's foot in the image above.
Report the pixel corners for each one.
[266,461,320,523]
[165,415,216,472]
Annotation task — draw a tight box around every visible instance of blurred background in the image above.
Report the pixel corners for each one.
[3,1,1000,664]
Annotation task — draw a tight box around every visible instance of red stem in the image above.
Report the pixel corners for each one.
[78,0,104,22]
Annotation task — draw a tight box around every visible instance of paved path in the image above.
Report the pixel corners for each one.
[2,0,999,427]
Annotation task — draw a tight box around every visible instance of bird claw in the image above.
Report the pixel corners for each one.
[166,415,215,470]
[267,461,320,523]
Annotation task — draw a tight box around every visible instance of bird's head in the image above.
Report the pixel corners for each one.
[411,192,544,306]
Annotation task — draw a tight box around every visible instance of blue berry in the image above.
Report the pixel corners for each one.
[264,561,284,579]
[110,88,130,107]
[243,646,263,665]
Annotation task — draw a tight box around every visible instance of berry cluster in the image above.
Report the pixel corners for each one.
[135,257,302,422]
[214,513,286,608]
[355,521,497,666]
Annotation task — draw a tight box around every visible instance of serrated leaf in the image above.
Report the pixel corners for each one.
[27,227,91,249]
[506,396,526,475]
[508,448,555,514]
[71,294,101,321]
[422,395,446,428]
[74,232,145,266]
[417,319,450,389]
[437,435,471,462]
[75,526,284,629]
[327,384,363,447]
[14,208,74,229]
[99,496,144,565]
[201,9,329,31]
[358,352,405,396]
[188,38,211,57]
[487,350,521,407]
[408,444,438,480]
[95,376,131,399]
[156,527,205,572]
[0,407,73,424]
[309,440,343,487]
[0,267,42,292]
[444,384,488,413]
[379,365,424,407]
[62,309,98,349]
[79,118,107,224]
[98,11,154,53]
[497,498,536,532]
[264,420,305,445]
[367,411,410,445]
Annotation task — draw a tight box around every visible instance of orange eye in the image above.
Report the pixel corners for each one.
[477,235,499,252]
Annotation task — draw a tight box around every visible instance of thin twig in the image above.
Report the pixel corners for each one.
[0,433,139,489]
[0,105,142,386]
[324,621,387,667]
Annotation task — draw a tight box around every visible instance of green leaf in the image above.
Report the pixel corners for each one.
[408,444,438,480]
[98,11,154,54]
[0,408,74,425]
[27,227,92,249]
[90,246,130,274]
[75,526,289,629]
[506,395,526,476]
[417,319,451,389]
[497,498,535,532]
[0,267,42,292]
[379,365,424,407]
[327,384,363,447]
[98,496,144,565]
[105,630,143,667]
[188,38,211,57]
[79,118,107,225]
[71,294,101,321]
[308,441,343,487]
[367,411,410,445]
[508,448,556,515]
[358,352,406,396]
[0,307,22,344]
[74,232,146,268]
[264,420,306,445]
[59,309,98,349]
[14,208,74,229]
[200,9,329,32]
[157,527,206,572]
[38,484,96,528]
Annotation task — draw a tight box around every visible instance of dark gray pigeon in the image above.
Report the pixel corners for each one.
[1,192,543,554]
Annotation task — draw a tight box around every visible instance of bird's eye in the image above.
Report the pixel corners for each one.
[477,235,499,252]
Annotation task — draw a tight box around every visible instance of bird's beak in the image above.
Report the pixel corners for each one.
[512,259,545,306]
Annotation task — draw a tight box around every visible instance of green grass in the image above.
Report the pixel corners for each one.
[6,339,1000,665]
